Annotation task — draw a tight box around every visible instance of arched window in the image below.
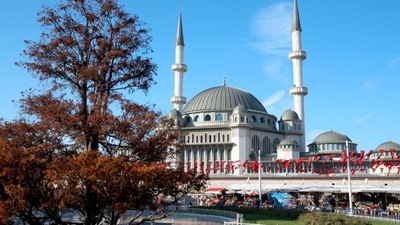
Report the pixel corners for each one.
[204,114,211,121]
[194,115,199,122]
[251,135,260,152]
[184,116,191,125]
[260,117,265,123]
[204,133,207,143]
[272,138,280,153]
[216,114,223,121]
[250,116,257,123]
[263,137,271,154]
[267,119,271,125]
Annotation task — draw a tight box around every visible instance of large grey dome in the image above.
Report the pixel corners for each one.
[375,141,400,151]
[183,86,267,113]
[313,131,351,144]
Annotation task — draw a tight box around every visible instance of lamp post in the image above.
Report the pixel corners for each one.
[346,141,353,215]
[258,149,262,206]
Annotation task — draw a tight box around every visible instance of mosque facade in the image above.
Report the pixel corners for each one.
[167,0,400,191]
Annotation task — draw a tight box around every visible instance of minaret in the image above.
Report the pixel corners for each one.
[170,12,187,111]
[289,0,307,151]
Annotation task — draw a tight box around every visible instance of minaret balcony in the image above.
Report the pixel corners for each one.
[170,96,187,104]
[171,64,187,72]
[289,51,306,60]
[290,86,308,96]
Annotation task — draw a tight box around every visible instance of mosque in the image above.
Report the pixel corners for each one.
[167,0,400,193]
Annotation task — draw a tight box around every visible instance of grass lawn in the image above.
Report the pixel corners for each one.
[243,213,396,225]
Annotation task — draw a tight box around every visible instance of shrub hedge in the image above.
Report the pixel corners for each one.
[193,206,303,220]
[298,212,372,225]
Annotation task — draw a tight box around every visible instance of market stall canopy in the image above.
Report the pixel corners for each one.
[205,187,227,194]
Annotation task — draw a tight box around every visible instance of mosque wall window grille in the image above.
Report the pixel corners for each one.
[200,149,204,162]
[194,115,199,122]
[193,148,198,162]
[184,116,191,125]
[204,114,211,121]
[216,114,223,121]
[213,149,218,173]
[252,135,260,152]
[180,150,185,162]
[263,137,271,154]
[273,138,280,153]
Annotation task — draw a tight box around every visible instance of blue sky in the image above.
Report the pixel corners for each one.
[0,0,399,151]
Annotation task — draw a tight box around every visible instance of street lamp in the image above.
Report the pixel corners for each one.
[346,141,353,215]
[258,149,262,206]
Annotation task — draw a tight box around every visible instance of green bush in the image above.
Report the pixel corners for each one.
[298,212,372,225]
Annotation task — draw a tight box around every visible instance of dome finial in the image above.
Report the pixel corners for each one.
[222,76,227,86]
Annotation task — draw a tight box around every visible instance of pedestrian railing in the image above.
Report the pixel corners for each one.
[179,207,242,222]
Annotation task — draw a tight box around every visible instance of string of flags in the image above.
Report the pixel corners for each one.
[173,149,400,176]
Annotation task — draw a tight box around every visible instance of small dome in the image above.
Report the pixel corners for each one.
[313,130,352,144]
[168,109,182,118]
[278,139,298,146]
[375,141,400,151]
[183,86,267,114]
[280,109,300,121]
[232,104,247,114]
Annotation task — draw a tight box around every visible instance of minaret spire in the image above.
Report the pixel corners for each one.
[292,0,302,32]
[289,0,307,152]
[176,11,184,46]
[170,11,187,111]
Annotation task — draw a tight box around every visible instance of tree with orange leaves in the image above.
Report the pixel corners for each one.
[0,0,206,224]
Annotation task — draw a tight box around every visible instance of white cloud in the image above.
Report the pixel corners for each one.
[362,76,385,91]
[262,58,291,84]
[262,90,293,117]
[262,89,286,107]
[388,56,400,68]
[249,3,292,56]
[354,113,374,124]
